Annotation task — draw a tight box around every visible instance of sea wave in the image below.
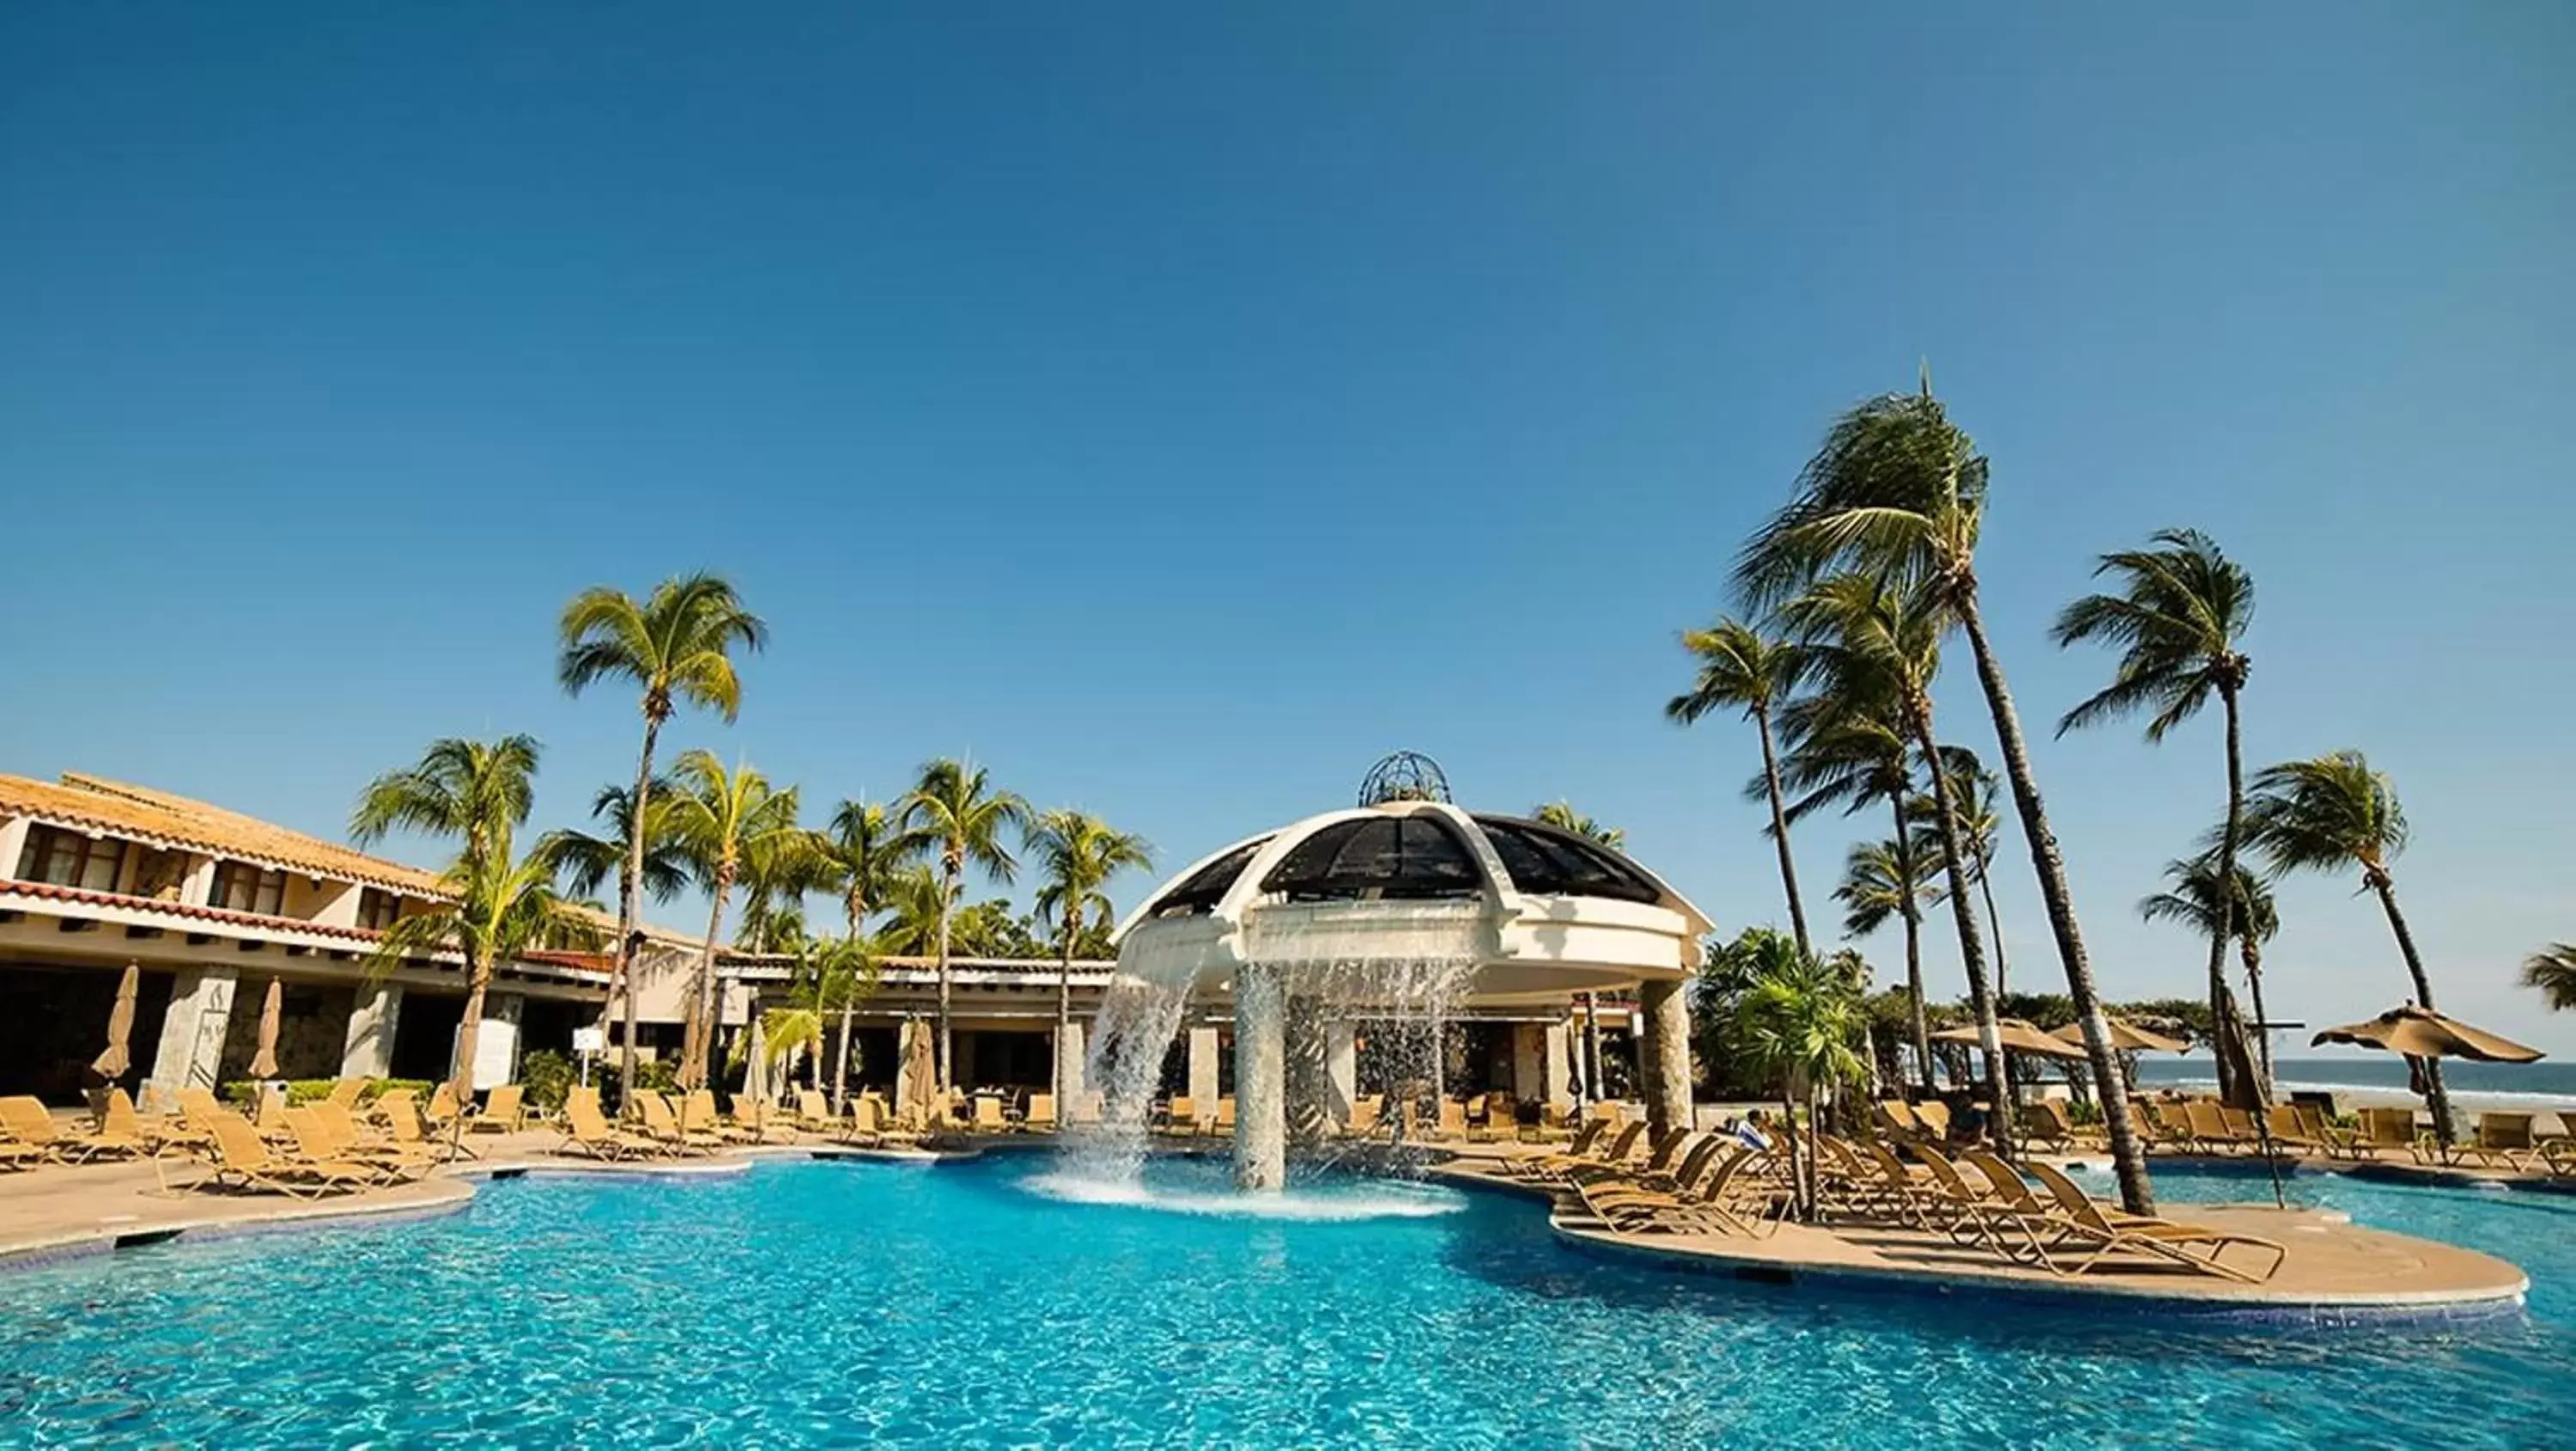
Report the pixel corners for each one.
[2147,1076,2576,1108]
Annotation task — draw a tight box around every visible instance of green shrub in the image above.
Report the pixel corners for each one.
[220,1077,430,1108]
[519,1050,576,1113]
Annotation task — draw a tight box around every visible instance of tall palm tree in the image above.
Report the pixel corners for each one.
[533,780,689,1064]
[2053,528,2257,1098]
[1736,379,2154,1213]
[374,843,592,1102]
[898,759,1031,1091]
[2243,750,2453,1141]
[557,574,767,1091]
[2138,854,2280,1080]
[1029,810,1154,1107]
[662,750,810,1090]
[1669,620,1814,951]
[1914,744,2009,997]
[1783,573,2012,1152]
[872,865,945,956]
[1772,693,1933,1089]
[2524,946,2576,1011]
[1531,801,1625,848]
[812,800,929,1108]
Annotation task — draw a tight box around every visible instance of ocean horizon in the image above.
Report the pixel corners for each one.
[2136,1056,2576,1107]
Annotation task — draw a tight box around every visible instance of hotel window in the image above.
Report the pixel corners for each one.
[208,861,288,915]
[357,889,403,932]
[15,827,128,891]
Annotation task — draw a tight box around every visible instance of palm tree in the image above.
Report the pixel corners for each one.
[1782,573,2012,1153]
[1029,810,1154,1108]
[662,750,811,1090]
[2138,854,2280,1080]
[1531,801,1625,848]
[2524,946,2576,1011]
[1728,929,1868,1219]
[1833,838,1937,1084]
[2243,750,2454,1141]
[374,843,593,1102]
[2053,529,2257,1099]
[1915,744,2009,997]
[898,759,1031,1091]
[351,736,540,873]
[557,574,768,1094]
[533,780,689,1065]
[1669,620,1814,952]
[1736,379,2154,1214]
[872,865,945,957]
[1772,692,1933,1090]
[812,800,929,1108]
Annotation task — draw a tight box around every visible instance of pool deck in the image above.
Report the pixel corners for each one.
[1434,1145,2530,1320]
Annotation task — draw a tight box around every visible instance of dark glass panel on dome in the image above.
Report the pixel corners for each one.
[1147,837,1272,918]
[1471,816,1665,905]
[1259,816,1483,902]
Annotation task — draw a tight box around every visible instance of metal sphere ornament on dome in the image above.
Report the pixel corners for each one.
[1357,750,1451,807]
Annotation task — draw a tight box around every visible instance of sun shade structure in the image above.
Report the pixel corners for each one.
[2052,1017,2188,1054]
[2311,1005,2544,1064]
[246,975,284,1079]
[1931,1018,2092,1061]
[1113,800,1710,1003]
[91,961,139,1079]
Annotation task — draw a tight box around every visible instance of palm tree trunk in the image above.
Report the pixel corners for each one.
[1753,704,1812,955]
[451,949,494,1106]
[1909,703,2013,1157]
[611,713,662,1102]
[2204,683,2247,1106]
[1976,865,2008,999]
[1579,993,1605,1106]
[2372,875,2456,1144]
[688,880,730,1090]
[2240,938,2274,1082]
[936,855,958,1095]
[834,897,863,1112]
[1953,588,2154,1216]
[1891,796,1932,1095]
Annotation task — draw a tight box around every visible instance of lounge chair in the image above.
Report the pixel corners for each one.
[2022,1161,2287,1283]
[201,1112,377,1199]
[1346,1096,1382,1138]
[374,1090,463,1163]
[2262,1105,2324,1156]
[558,1088,665,1161]
[1583,1144,1785,1237]
[1212,1097,1237,1137]
[282,1108,427,1186]
[1024,1093,1057,1132]
[1429,1099,1467,1141]
[1576,1136,1731,1217]
[90,1089,158,1157]
[1,1094,142,1163]
[1566,1127,1696,1190]
[726,1096,775,1144]
[1067,1091,1103,1128]
[468,1084,527,1135]
[1160,1096,1197,1134]
[325,1078,369,1111]
[2017,1099,2083,1154]
[637,1092,718,1154]
[423,1082,466,1135]
[2455,1113,2538,1171]
[1912,1101,1953,1144]
[2350,1107,2424,1163]
[1507,1121,1648,1186]
[2177,1101,2243,1154]
[313,1101,443,1174]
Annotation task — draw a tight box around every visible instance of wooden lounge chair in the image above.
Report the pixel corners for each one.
[283,1108,426,1186]
[313,1101,443,1174]
[1,1094,141,1163]
[727,1096,775,1144]
[637,1092,718,1154]
[2178,1101,2244,1154]
[201,1112,376,1199]
[1576,1136,1730,1216]
[1067,1091,1103,1127]
[2261,1105,2324,1156]
[1911,1100,1953,1144]
[1506,1121,1647,1185]
[2017,1099,2087,1154]
[1024,1093,1057,1132]
[1212,1097,1237,1137]
[91,1089,158,1157]
[375,1090,464,1163]
[558,1088,665,1161]
[423,1082,466,1135]
[468,1084,527,1135]
[2023,1162,2287,1284]
[325,1078,369,1111]
[1565,1128,1698,1192]
[969,1096,1007,1133]
[2350,1107,2424,1163]
[1583,1144,1785,1237]
[2455,1113,2538,1171]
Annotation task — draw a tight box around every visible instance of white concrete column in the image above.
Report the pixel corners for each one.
[1542,1020,1574,1110]
[1325,1019,1357,1120]
[1055,1020,1086,1103]
[177,855,217,908]
[310,881,362,929]
[1232,963,1286,1192]
[0,816,31,877]
[1639,978,1692,1138]
[1283,995,1338,1146]
[1511,1023,1543,1103]
[341,981,402,1079]
[1187,1023,1220,1109]
[471,993,524,1090]
[145,965,239,1108]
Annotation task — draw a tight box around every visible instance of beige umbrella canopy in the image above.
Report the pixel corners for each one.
[899,1017,938,1114]
[92,962,141,1080]
[246,976,284,1079]
[1931,1017,2092,1061]
[2051,1017,2188,1054]
[2312,1005,2544,1064]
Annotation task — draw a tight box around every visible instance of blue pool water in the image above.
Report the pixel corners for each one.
[0,1155,2569,1448]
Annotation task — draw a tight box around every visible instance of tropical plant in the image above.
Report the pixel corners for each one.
[872,865,945,956]
[1531,801,1625,848]
[1833,837,1935,1095]
[532,782,690,1048]
[2138,854,2280,1078]
[374,842,595,1102]
[1728,928,1868,1219]
[1782,572,2011,1152]
[2242,750,2453,1140]
[1914,744,2009,997]
[812,800,929,1107]
[2054,528,2257,1100]
[898,758,1031,1090]
[1735,378,2154,1213]
[557,574,767,1091]
[2523,946,2576,1011]
[662,750,811,1089]
[351,735,540,872]
[1030,809,1154,1107]
[1668,619,1814,951]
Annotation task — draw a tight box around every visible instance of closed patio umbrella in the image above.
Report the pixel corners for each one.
[901,1017,937,1118]
[744,1014,770,1107]
[91,961,140,1080]
[2051,1017,2188,1055]
[2312,1005,2543,1064]
[246,976,283,1079]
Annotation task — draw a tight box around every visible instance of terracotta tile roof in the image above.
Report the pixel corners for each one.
[2,773,446,895]
[0,877,382,942]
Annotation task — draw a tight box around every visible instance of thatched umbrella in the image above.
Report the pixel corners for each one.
[2051,1017,2188,1054]
[246,976,283,1079]
[1931,1018,2090,1061]
[91,962,140,1080]
[2312,1005,2544,1064]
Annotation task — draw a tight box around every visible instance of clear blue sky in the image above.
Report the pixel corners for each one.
[5,5,2571,1047]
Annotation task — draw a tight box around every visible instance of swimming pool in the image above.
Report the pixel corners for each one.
[0,1156,2567,1447]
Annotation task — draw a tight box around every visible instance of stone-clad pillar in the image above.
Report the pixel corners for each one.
[341,981,403,1079]
[145,965,238,1108]
[1187,1023,1220,1110]
[1232,963,1287,1191]
[1638,978,1692,1139]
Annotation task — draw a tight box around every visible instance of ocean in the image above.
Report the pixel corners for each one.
[2136,1055,2576,1108]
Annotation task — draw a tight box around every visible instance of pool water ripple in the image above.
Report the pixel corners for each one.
[0,1157,2569,1447]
